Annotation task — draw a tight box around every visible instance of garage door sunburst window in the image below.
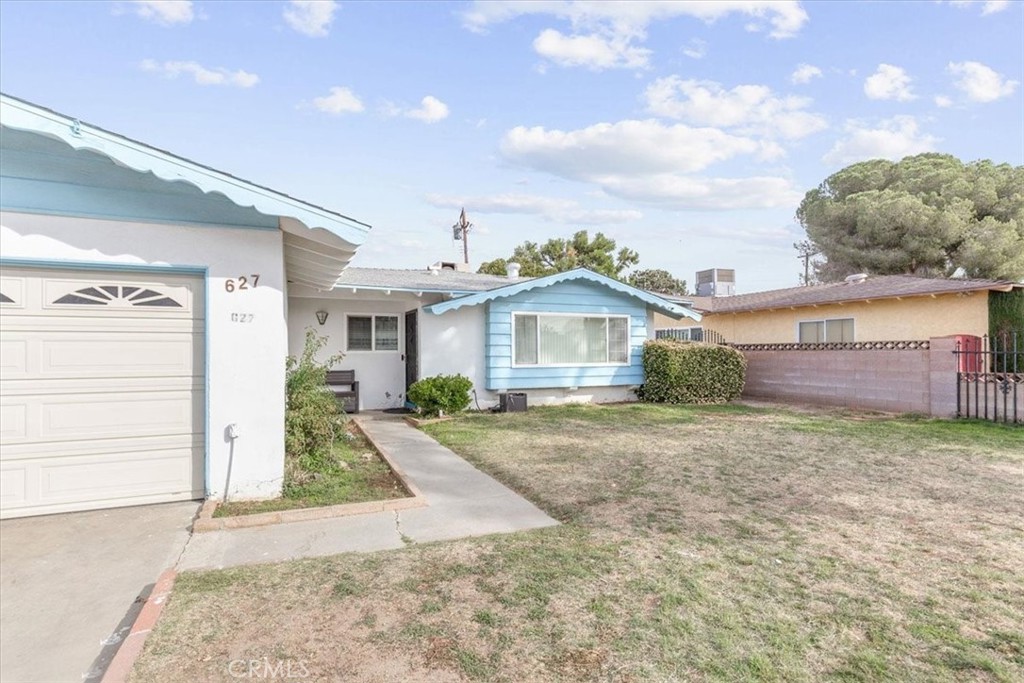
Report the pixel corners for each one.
[53,285,182,308]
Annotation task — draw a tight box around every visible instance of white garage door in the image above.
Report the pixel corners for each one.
[0,267,205,518]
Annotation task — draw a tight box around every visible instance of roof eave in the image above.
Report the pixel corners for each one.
[708,282,1019,315]
[1,94,370,287]
[422,268,702,321]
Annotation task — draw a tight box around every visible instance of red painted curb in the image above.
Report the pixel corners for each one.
[100,568,177,683]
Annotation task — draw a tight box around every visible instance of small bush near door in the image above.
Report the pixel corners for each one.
[640,339,746,404]
[407,374,473,417]
[285,329,344,480]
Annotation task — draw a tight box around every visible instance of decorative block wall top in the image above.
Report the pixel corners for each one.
[732,340,931,352]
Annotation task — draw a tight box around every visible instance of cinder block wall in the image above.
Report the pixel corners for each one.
[738,337,960,417]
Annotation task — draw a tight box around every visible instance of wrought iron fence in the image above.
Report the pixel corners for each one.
[655,328,727,344]
[955,332,1022,424]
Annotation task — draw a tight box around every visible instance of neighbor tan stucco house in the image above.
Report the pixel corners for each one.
[654,275,1023,344]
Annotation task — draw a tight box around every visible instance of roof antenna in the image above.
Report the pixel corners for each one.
[452,208,472,265]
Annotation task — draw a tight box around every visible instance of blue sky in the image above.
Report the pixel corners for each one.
[1,0,1021,291]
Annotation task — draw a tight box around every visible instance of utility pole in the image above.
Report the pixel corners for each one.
[452,208,472,265]
[794,240,820,286]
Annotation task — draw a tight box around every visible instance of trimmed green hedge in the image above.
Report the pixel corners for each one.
[989,289,1024,339]
[640,339,747,404]
[408,374,473,417]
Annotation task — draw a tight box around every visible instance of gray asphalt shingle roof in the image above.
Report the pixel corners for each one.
[703,275,1021,314]
[334,267,524,292]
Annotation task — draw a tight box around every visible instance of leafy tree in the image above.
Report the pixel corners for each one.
[627,268,689,295]
[796,154,1024,281]
[478,230,640,279]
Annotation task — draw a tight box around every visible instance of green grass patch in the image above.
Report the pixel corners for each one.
[214,425,408,517]
[785,413,1024,456]
[134,403,1024,683]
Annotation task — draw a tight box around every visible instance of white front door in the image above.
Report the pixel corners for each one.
[0,267,205,518]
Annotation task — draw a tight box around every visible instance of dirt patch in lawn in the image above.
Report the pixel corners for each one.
[133,403,1023,682]
[213,422,408,518]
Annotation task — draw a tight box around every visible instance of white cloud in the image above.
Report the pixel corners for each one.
[790,63,822,84]
[462,1,807,71]
[863,64,915,101]
[383,96,451,123]
[140,59,259,87]
[981,0,1011,13]
[462,1,810,39]
[425,193,642,224]
[499,118,802,210]
[127,1,194,25]
[533,29,651,70]
[823,116,939,166]
[595,175,802,210]
[948,61,1019,102]
[502,119,761,177]
[405,96,450,123]
[283,0,338,37]
[643,77,827,139]
[934,95,953,108]
[681,38,708,59]
[947,0,1010,15]
[312,86,364,114]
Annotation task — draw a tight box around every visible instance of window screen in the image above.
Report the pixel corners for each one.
[799,318,854,343]
[347,316,373,351]
[514,314,538,365]
[375,316,399,350]
[514,314,629,365]
[825,318,855,342]
[799,321,824,343]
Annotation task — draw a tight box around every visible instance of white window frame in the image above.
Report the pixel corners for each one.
[511,312,631,368]
[797,317,855,343]
[346,314,400,352]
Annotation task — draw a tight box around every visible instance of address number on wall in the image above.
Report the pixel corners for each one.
[225,275,260,292]
[231,313,255,323]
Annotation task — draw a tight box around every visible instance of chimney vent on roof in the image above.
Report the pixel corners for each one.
[428,264,441,276]
[845,273,868,284]
[429,260,471,272]
[506,262,521,279]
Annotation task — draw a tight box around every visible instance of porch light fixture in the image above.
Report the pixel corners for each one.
[315,310,329,325]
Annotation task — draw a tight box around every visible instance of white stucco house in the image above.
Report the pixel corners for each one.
[0,94,698,519]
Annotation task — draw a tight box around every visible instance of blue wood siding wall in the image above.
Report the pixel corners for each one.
[485,281,648,390]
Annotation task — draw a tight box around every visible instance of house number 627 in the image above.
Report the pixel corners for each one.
[225,275,260,293]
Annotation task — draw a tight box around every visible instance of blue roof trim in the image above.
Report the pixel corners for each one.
[422,268,702,321]
[0,93,370,247]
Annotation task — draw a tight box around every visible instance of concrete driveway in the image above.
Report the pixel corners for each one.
[0,502,199,683]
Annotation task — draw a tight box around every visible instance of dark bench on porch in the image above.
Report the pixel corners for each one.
[326,370,359,414]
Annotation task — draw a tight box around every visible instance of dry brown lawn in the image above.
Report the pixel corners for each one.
[132,403,1024,682]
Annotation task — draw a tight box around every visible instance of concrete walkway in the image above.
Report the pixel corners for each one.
[179,414,557,570]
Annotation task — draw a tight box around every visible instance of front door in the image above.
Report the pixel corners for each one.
[405,309,418,393]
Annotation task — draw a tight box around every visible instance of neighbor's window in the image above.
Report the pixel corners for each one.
[347,315,399,351]
[799,318,854,343]
[513,313,630,366]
